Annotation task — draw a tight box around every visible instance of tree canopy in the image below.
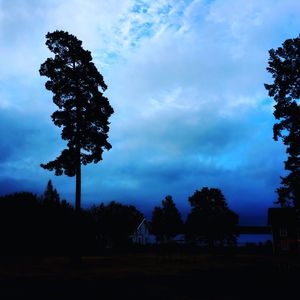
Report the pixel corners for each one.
[91,201,144,247]
[265,35,300,208]
[185,187,238,248]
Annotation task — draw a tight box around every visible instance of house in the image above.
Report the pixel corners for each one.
[130,218,154,245]
[268,208,300,254]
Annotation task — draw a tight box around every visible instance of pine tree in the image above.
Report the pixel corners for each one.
[43,180,60,205]
[40,31,114,212]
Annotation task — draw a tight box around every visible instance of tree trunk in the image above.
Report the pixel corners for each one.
[72,60,82,267]
[75,149,81,213]
[72,147,82,267]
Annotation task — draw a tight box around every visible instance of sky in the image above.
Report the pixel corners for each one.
[0,0,300,224]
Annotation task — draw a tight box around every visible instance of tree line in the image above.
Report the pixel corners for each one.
[0,181,238,255]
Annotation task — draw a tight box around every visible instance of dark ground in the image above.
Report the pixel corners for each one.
[0,253,299,299]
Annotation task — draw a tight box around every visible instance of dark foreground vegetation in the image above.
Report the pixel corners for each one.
[0,253,299,300]
[0,189,143,255]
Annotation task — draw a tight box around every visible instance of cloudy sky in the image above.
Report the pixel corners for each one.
[0,0,299,224]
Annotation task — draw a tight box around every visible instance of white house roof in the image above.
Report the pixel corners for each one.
[136,218,147,230]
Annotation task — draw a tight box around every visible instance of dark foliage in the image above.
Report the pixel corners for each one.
[91,201,144,248]
[185,187,238,249]
[151,195,183,242]
[0,191,67,254]
[0,192,41,254]
[0,185,96,255]
[0,182,146,254]
[40,30,114,211]
[265,35,300,208]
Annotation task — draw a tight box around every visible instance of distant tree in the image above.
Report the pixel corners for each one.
[151,195,183,242]
[42,180,60,206]
[40,30,114,212]
[91,201,144,248]
[185,187,238,249]
[265,35,300,208]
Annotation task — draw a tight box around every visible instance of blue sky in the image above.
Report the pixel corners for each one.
[0,0,299,224]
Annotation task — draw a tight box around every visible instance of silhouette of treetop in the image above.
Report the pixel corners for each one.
[188,187,229,211]
[40,30,114,176]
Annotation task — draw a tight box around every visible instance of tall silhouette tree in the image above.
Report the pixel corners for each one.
[265,35,300,208]
[40,31,114,212]
[151,195,183,242]
[185,187,238,249]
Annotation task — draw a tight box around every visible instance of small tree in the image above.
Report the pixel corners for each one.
[185,187,238,249]
[151,195,183,242]
[265,35,300,208]
[42,180,60,206]
[40,31,114,212]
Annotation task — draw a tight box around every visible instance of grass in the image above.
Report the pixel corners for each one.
[0,253,299,299]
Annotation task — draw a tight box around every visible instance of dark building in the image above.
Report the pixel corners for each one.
[268,208,300,254]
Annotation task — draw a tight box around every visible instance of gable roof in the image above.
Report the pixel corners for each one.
[136,218,148,230]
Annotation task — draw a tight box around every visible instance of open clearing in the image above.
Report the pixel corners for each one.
[0,253,299,299]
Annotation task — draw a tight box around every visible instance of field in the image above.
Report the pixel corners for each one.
[0,252,299,299]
